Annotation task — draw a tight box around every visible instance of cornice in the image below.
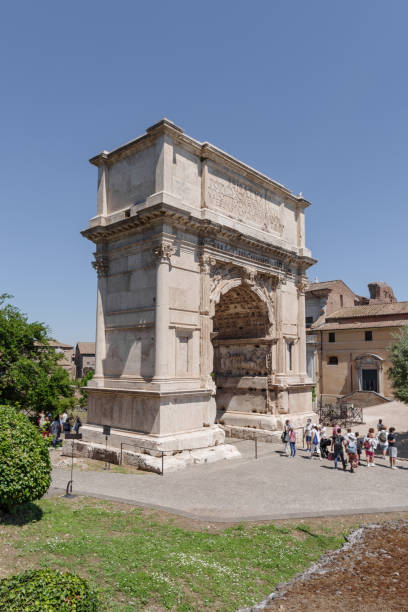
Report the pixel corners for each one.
[81,202,316,269]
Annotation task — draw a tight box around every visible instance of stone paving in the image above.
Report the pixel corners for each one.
[50,435,408,522]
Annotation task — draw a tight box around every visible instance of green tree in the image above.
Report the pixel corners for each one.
[388,324,408,403]
[0,293,75,415]
[75,369,94,407]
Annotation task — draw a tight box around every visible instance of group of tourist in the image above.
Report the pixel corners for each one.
[38,411,82,447]
[281,417,399,472]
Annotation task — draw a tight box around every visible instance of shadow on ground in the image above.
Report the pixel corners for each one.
[397,431,408,458]
[0,502,43,526]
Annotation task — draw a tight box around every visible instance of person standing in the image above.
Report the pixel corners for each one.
[355,431,364,465]
[319,424,330,458]
[304,418,312,453]
[388,427,398,469]
[364,428,377,467]
[289,426,296,458]
[345,432,358,473]
[344,428,354,445]
[63,417,71,436]
[310,425,321,459]
[282,419,291,456]
[331,428,346,470]
[376,418,383,433]
[42,415,51,438]
[73,415,82,434]
[51,417,61,448]
[377,425,389,459]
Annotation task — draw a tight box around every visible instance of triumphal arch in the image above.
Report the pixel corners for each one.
[81,119,316,461]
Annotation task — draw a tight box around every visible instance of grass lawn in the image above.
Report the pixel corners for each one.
[0,497,348,611]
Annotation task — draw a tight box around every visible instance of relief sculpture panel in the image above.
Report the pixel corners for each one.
[206,167,284,235]
[216,344,269,377]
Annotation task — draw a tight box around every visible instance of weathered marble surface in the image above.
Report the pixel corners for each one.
[82,119,316,461]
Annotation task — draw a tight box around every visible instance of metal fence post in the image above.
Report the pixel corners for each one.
[64,440,74,497]
[161,451,164,476]
[255,437,258,459]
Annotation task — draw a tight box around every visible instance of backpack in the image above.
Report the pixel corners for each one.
[364,439,371,450]
[312,432,318,445]
[333,435,343,449]
[379,430,387,443]
[347,441,357,454]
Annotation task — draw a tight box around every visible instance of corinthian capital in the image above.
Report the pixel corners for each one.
[92,254,109,278]
[152,242,175,263]
[199,253,216,274]
[296,277,309,296]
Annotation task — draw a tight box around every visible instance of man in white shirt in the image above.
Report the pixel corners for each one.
[304,418,312,453]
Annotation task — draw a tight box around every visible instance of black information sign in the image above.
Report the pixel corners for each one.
[103,425,111,436]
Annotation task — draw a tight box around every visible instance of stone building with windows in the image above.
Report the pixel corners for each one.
[49,340,75,378]
[306,281,406,407]
[80,118,316,463]
[305,280,359,383]
[74,342,95,379]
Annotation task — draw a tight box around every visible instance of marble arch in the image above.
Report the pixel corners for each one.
[80,119,317,464]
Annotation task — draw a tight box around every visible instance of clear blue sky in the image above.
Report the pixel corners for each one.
[1,0,407,345]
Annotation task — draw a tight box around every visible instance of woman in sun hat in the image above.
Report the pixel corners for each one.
[345,431,358,473]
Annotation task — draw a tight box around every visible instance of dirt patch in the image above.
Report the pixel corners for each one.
[50,448,146,474]
[246,520,408,611]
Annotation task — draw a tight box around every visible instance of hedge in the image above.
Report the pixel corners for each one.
[0,569,98,611]
[0,405,51,510]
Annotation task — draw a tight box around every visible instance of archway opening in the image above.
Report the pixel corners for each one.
[213,284,269,340]
[212,285,272,421]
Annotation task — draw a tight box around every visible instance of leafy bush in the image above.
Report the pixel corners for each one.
[0,406,51,510]
[0,569,97,611]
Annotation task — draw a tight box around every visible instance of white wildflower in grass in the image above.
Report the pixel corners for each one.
[169,552,235,577]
